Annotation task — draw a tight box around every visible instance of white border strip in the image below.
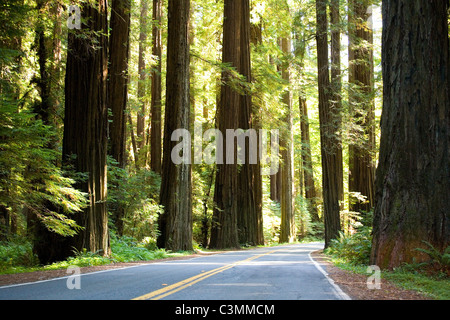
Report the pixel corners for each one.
[308,252,352,300]
[0,264,146,290]
[0,251,231,291]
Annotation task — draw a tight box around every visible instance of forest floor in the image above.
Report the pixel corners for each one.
[0,249,430,300]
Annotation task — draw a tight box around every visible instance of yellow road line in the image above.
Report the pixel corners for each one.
[132,249,281,301]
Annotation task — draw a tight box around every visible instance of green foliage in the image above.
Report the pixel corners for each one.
[295,194,322,241]
[262,191,281,244]
[0,238,39,272]
[0,101,87,238]
[107,157,162,241]
[395,242,450,278]
[0,0,87,239]
[0,235,190,274]
[59,248,113,268]
[325,226,373,266]
[191,164,215,248]
[295,194,324,242]
[384,269,450,300]
[415,242,450,272]
[110,235,177,262]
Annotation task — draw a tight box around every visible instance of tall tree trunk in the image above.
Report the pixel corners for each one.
[348,0,375,213]
[279,37,295,244]
[329,0,344,206]
[250,16,264,245]
[34,0,52,126]
[316,0,342,248]
[371,0,450,269]
[137,0,148,155]
[201,170,215,248]
[108,0,131,235]
[50,1,62,120]
[128,113,140,167]
[269,42,282,204]
[151,0,163,174]
[0,205,9,241]
[299,97,320,222]
[270,170,281,202]
[210,0,241,249]
[157,0,193,252]
[236,0,263,246]
[62,0,109,257]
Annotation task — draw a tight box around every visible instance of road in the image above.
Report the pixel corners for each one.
[0,243,350,300]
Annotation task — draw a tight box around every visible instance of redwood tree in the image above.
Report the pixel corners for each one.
[157,0,193,251]
[236,0,264,246]
[136,0,148,155]
[371,0,450,269]
[108,0,131,235]
[150,0,163,174]
[316,0,342,248]
[210,0,241,249]
[279,37,295,244]
[329,0,344,205]
[299,97,319,222]
[62,0,109,257]
[348,0,375,213]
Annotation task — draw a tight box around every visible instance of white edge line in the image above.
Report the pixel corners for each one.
[0,264,147,290]
[308,252,352,301]
[0,252,227,290]
[0,250,237,291]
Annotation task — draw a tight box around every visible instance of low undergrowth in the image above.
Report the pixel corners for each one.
[0,235,190,275]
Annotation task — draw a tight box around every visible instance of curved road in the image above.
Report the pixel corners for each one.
[0,243,350,300]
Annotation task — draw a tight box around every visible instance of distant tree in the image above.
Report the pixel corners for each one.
[348,0,376,213]
[279,36,295,244]
[329,0,344,205]
[371,0,450,269]
[151,0,163,174]
[108,0,131,235]
[136,0,148,155]
[293,8,320,223]
[299,97,319,222]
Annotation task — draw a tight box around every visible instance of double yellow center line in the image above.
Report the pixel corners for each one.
[133,249,281,300]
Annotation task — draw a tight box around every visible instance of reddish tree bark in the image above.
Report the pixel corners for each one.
[371,0,450,269]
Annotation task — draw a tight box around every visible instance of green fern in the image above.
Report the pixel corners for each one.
[415,241,450,274]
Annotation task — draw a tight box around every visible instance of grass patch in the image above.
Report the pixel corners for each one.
[384,267,450,300]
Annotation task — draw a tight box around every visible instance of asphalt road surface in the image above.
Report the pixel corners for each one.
[0,242,350,300]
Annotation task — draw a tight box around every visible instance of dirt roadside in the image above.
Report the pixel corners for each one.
[311,250,430,300]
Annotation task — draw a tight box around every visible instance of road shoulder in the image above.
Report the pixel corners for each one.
[310,250,429,300]
[0,251,220,288]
